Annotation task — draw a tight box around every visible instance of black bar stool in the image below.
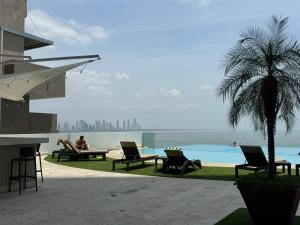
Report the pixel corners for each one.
[36,144,43,182]
[8,147,38,195]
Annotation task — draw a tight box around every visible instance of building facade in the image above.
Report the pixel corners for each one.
[0,0,64,133]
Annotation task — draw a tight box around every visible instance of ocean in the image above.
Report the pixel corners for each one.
[142,129,300,148]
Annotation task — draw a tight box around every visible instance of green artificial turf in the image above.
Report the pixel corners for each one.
[45,155,256,181]
[214,208,300,225]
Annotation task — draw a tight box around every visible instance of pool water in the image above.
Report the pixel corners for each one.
[141,144,300,164]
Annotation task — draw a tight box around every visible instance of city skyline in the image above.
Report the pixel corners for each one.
[58,118,141,132]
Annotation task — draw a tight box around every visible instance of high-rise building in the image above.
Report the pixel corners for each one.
[71,125,76,132]
[102,120,106,130]
[127,119,130,131]
[133,118,137,130]
[109,122,113,130]
[123,120,126,131]
[63,122,70,131]
[59,118,142,132]
[78,120,88,131]
[95,120,101,131]
[84,121,89,131]
[116,120,120,131]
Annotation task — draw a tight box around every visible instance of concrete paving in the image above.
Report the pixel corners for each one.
[0,158,254,225]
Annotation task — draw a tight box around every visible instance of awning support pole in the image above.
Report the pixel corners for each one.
[0,54,100,66]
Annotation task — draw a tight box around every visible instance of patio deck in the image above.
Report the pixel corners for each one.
[0,157,298,225]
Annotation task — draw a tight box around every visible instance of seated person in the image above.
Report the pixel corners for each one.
[75,136,89,150]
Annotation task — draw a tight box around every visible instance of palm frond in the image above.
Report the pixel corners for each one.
[228,79,264,127]
[218,15,300,134]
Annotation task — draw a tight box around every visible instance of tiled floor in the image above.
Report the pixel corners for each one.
[0,158,250,225]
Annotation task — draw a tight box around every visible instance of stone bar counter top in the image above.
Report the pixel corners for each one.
[0,137,49,146]
[0,136,49,193]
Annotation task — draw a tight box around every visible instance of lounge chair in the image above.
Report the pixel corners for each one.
[112,141,157,171]
[235,145,291,178]
[56,139,108,162]
[162,147,202,176]
[52,139,70,159]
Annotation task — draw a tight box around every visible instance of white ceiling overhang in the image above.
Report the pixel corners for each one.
[0,60,91,101]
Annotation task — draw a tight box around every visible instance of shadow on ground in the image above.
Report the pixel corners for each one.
[0,172,242,225]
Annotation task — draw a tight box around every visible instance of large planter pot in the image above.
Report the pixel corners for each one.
[238,185,300,225]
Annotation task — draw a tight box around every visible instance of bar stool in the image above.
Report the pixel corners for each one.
[8,147,38,195]
[36,144,43,182]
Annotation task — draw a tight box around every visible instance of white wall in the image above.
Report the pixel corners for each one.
[0,131,143,153]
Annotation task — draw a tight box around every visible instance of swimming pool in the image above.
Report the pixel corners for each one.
[141,144,300,164]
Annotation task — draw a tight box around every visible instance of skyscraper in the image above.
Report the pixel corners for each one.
[59,118,142,132]
[133,118,137,130]
[127,119,130,131]
[123,120,126,131]
[95,120,101,131]
[116,120,120,131]
[109,122,113,130]
[102,120,106,131]
[63,122,70,131]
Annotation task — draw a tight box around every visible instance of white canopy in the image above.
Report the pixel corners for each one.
[0,60,91,101]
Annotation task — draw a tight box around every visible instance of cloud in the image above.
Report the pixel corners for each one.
[68,70,111,96]
[119,104,160,110]
[114,73,130,80]
[164,88,183,97]
[197,83,212,90]
[67,70,130,96]
[178,0,211,7]
[135,91,156,98]
[25,9,109,45]
[136,88,183,98]
[85,26,109,40]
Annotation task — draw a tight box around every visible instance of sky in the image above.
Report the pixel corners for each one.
[26,0,300,130]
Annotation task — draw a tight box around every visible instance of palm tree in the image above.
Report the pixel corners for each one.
[217,16,300,178]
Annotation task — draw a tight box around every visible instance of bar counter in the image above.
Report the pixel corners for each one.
[0,137,49,193]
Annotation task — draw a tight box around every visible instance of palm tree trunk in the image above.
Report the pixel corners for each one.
[267,116,275,179]
[262,76,278,179]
